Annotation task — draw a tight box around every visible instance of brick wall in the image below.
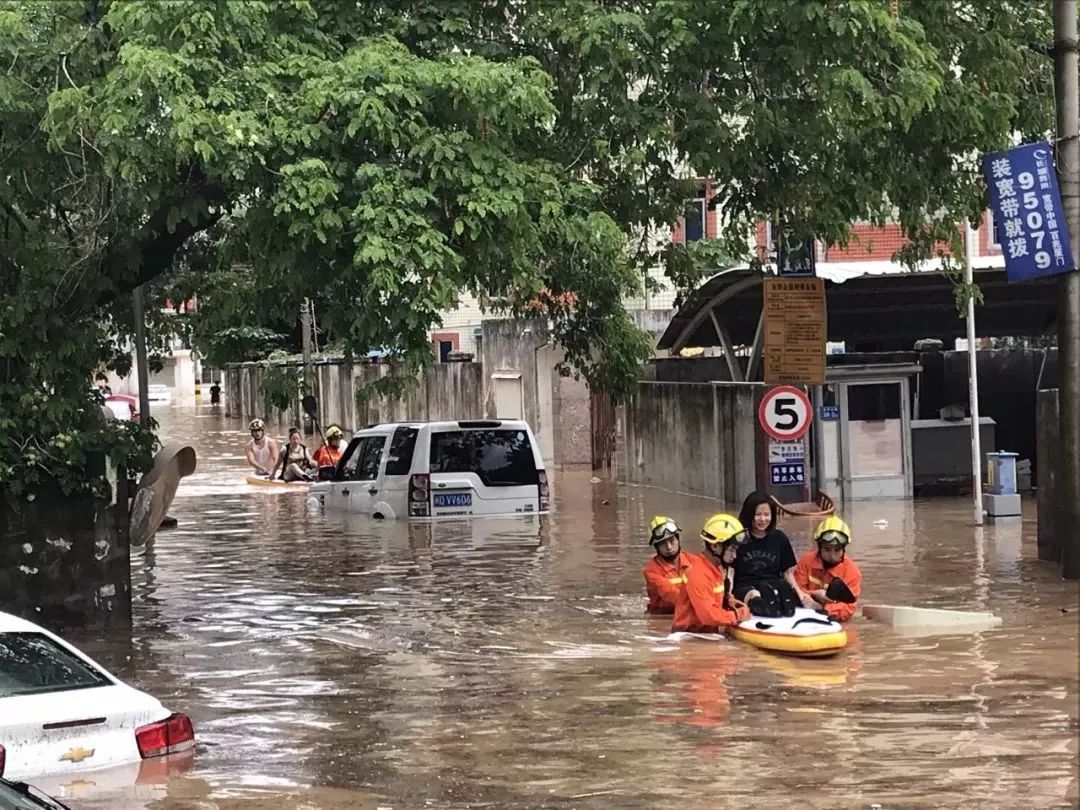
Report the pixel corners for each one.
[752,214,998,264]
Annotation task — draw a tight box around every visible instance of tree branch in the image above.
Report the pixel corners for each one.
[0,199,28,231]
[94,166,228,309]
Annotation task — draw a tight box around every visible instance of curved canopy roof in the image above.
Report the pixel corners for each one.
[657,266,1059,352]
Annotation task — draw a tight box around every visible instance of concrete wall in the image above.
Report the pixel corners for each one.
[552,371,592,466]
[225,361,483,439]
[648,356,739,383]
[1036,389,1060,564]
[620,381,762,503]
[0,483,132,631]
[224,319,594,467]
[479,318,579,466]
[910,418,996,492]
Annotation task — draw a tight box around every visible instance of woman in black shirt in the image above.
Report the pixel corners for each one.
[733,491,815,617]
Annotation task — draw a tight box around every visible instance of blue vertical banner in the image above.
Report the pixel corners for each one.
[983,142,1075,283]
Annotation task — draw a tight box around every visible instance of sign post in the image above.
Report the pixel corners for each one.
[759,386,813,490]
[758,385,812,441]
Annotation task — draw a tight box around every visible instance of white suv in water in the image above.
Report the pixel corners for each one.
[310,420,550,519]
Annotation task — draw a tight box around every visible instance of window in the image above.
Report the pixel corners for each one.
[0,632,111,698]
[347,436,385,481]
[0,779,69,810]
[429,429,539,487]
[683,183,708,242]
[848,382,902,421]
[431,332,459,362]
[385,427,419,476]
[987,209,1001,249]
[337,438,362,480]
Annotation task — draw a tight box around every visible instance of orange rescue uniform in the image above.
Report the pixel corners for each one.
[643,551,699,615]
[312,444,343,470]
[793,550,862,622]
[670,553,750,632]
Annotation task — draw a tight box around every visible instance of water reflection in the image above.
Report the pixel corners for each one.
[58,407,1079,808]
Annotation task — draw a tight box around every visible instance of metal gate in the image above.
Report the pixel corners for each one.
[590,391,616,472]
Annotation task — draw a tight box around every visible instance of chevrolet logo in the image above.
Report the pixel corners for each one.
[59,747,95,764]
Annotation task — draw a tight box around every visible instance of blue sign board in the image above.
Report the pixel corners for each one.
[983,142,1075,283]
[819,405,840,421]
[770,461,805,486]
[770,218,817,277]
[776,239,817,277]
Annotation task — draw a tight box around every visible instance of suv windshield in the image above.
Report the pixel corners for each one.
[0,632,111,698]
[429,429,538,487]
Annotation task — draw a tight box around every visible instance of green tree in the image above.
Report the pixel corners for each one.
[399,0,1051,275]
[0,0,647,498]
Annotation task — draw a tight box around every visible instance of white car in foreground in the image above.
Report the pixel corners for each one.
[0,612,194,783]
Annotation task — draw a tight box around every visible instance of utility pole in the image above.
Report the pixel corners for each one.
[964,222,984,525]
[301,298,313,373]
[1054,0,1080,579]
[133,285,150,427]
[300,298,314,429]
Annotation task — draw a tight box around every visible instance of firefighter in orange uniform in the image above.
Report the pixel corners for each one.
[643,516,698,615]
[671,514,752,633]
[794,516,862,623]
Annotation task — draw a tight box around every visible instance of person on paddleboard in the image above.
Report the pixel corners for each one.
[279,427,316,482]
[643,516,699,615]
[732,491,813,618]
[670,513,751,633]
[794,516,862,622]
[245,419,280,477]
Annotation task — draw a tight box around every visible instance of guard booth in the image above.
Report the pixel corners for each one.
[815,362,921,500]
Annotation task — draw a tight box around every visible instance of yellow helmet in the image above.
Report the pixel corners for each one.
[325,425,344,439]
[700,513,748,547]
[649,515,680,545]
[814,516,852,546]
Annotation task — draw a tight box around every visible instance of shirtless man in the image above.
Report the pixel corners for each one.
[245,419,280,477]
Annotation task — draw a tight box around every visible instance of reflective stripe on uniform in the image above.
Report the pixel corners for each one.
[668,575,688,585]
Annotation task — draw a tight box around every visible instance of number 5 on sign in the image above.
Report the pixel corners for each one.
[758,386,812,441]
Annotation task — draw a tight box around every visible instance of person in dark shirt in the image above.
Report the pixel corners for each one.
[209,381,222,405]
[732,490,815,617]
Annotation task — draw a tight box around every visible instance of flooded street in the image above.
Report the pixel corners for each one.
[61,408,1078,809]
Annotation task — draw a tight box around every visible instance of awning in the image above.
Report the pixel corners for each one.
[657,266,1059,352]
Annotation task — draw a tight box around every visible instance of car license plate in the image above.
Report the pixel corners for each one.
[434,493,472,508]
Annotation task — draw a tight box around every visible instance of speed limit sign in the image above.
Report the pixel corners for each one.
[758,386,812,441]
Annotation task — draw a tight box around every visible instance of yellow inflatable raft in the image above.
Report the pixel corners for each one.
[729,608,848,658]
[245,475,312,491]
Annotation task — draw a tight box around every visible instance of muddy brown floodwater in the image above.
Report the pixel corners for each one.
[55,408,1078,809]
